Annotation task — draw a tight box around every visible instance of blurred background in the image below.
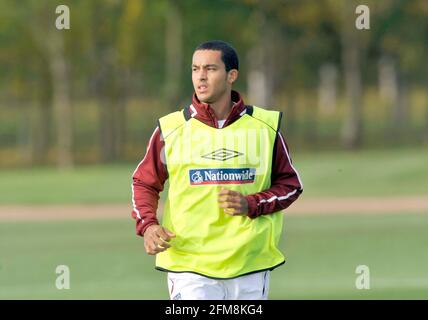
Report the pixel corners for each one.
[0,0,427,299]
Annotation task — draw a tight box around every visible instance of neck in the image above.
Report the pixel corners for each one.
[208,91,233,120]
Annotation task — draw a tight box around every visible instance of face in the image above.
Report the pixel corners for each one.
[192,50,238,104]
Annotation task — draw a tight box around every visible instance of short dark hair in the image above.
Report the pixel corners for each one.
[195,40,239,72]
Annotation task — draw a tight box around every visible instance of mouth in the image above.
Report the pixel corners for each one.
[197,84,208,93]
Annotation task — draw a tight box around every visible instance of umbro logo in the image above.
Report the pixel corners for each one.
[201,148,243,161]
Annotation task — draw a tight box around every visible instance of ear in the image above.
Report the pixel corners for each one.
[227,69,239,84]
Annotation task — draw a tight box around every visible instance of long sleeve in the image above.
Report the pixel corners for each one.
[246,131,303,218]
[131,126,168,236]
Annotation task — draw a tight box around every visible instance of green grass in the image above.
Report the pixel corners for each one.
[0,164,133,204]
[1,213,427,299]
[0,147,427,204]
[291,147,428,197]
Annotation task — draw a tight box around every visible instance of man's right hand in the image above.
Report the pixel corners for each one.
[143,224,176,255]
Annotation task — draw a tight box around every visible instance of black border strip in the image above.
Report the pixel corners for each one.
[245,106,279,133]
[159,110,189,140]
[277,111,283,132]
[183,106,192,121]
[155,260,285,280]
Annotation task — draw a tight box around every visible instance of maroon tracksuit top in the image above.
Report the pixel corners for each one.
[131,90,303,236]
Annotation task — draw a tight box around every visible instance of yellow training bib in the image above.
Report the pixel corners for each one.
[156,106,285,279]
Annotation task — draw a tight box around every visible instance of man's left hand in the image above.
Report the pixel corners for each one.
[218,188,249,216]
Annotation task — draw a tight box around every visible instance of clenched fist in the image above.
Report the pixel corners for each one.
[218,187,249,216]
[143,225,176,255]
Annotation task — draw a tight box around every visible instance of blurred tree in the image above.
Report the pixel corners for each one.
[378,55,398,106]
[0,0,48,164]
[29,54,52,164]
[318,63,338,114]
[371,0,412,141]
[270,0,340,140]
[245,2,276,107]
[46,26,73,167]
[163,0,183,110]
[116,0,144,158]
[366,0,428,142]
[26,0,73,168]
[339,0,364,149]
[87,0,123,162]
[1,0,428,167]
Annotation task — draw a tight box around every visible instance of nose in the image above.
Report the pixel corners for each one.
[198,69,207,81]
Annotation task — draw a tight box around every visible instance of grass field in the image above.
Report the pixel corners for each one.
[0,147,427,299]
[1,213,427,299]
[0,147,427,204]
